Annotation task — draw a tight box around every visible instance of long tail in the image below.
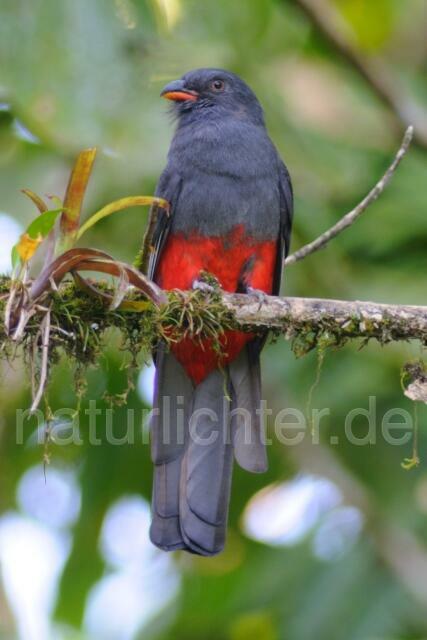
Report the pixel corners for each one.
[149,345,267,556]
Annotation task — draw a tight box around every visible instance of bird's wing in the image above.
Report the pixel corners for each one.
[272,158,293,296]
[232,159,293,472]
[279,159,294,258]
[246,156,293,372]
[148,167,183,281]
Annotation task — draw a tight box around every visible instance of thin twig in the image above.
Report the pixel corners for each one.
[30,308,51,414]
[291,0,427,150]
[285,126,413,266]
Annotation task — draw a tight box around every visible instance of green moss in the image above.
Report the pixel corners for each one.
[1,274,426,395]
[0,276,238,375]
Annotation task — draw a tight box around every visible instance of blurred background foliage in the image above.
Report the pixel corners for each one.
[0,0,427,638]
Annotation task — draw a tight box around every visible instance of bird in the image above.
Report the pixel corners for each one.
[148,68,293,556]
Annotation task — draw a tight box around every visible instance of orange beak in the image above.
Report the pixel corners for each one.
[161,80,198,102]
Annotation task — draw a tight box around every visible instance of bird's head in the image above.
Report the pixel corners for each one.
[160,68,265,125]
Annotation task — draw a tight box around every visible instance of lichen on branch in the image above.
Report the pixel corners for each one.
[1,276,426,364]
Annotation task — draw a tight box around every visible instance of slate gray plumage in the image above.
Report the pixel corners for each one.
[148,69,293,555]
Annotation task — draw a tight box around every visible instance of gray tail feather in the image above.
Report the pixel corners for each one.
[229,347,268,473]
[149,346,266,556]
[149,347,192,551]
[150,460,184,550]
[179,369,233,555]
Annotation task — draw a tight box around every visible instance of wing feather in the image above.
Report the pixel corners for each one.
[148,168,182,281]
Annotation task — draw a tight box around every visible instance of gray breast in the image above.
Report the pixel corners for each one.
[170,119,281,239]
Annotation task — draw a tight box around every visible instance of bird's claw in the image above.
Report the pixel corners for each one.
[246,286,267,311]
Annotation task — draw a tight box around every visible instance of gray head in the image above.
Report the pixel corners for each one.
[160,68,265,126]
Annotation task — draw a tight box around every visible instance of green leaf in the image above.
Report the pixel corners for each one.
[76,196,169,240]
[10,208,63,268]
[11,245,21,270]
[26,208,63,239]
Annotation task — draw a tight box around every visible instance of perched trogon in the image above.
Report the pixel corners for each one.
[148,68,293,556]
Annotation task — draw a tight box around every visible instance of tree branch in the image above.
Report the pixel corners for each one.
[291,0,427,150]
[285,126,413,266]
[221,293,427,344]
[1,278,426,349]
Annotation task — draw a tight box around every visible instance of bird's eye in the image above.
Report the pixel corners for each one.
[211,79,225,92]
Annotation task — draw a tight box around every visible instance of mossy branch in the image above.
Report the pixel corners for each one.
[1,276,426,356]
[222,293,427,344]
[1,125,423,413]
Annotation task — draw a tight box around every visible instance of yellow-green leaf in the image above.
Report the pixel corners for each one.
[26,208,63,238]
[76,196,169,240]
[117,299,152,312]
[21,189,48,213]
[16,232,43,262]
[59,147,97,244]
[11,245,21,270]
[11,208,63,267]
[401,456,420,471]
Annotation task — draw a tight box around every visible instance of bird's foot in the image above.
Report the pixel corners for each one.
[246,286,268,311]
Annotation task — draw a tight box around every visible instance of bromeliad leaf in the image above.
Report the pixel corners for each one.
[72,272,153,312]
[58,147,97,250]
[11,245,21,270]
[25,208,64,238]
[11,208,63,267]
[28,248,167,306]
[109,263,130,311]
[76,196,169,240]
[15,232,43,262]
[21,189,48,213]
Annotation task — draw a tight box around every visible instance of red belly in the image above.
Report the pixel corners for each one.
[156,225,276,384]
